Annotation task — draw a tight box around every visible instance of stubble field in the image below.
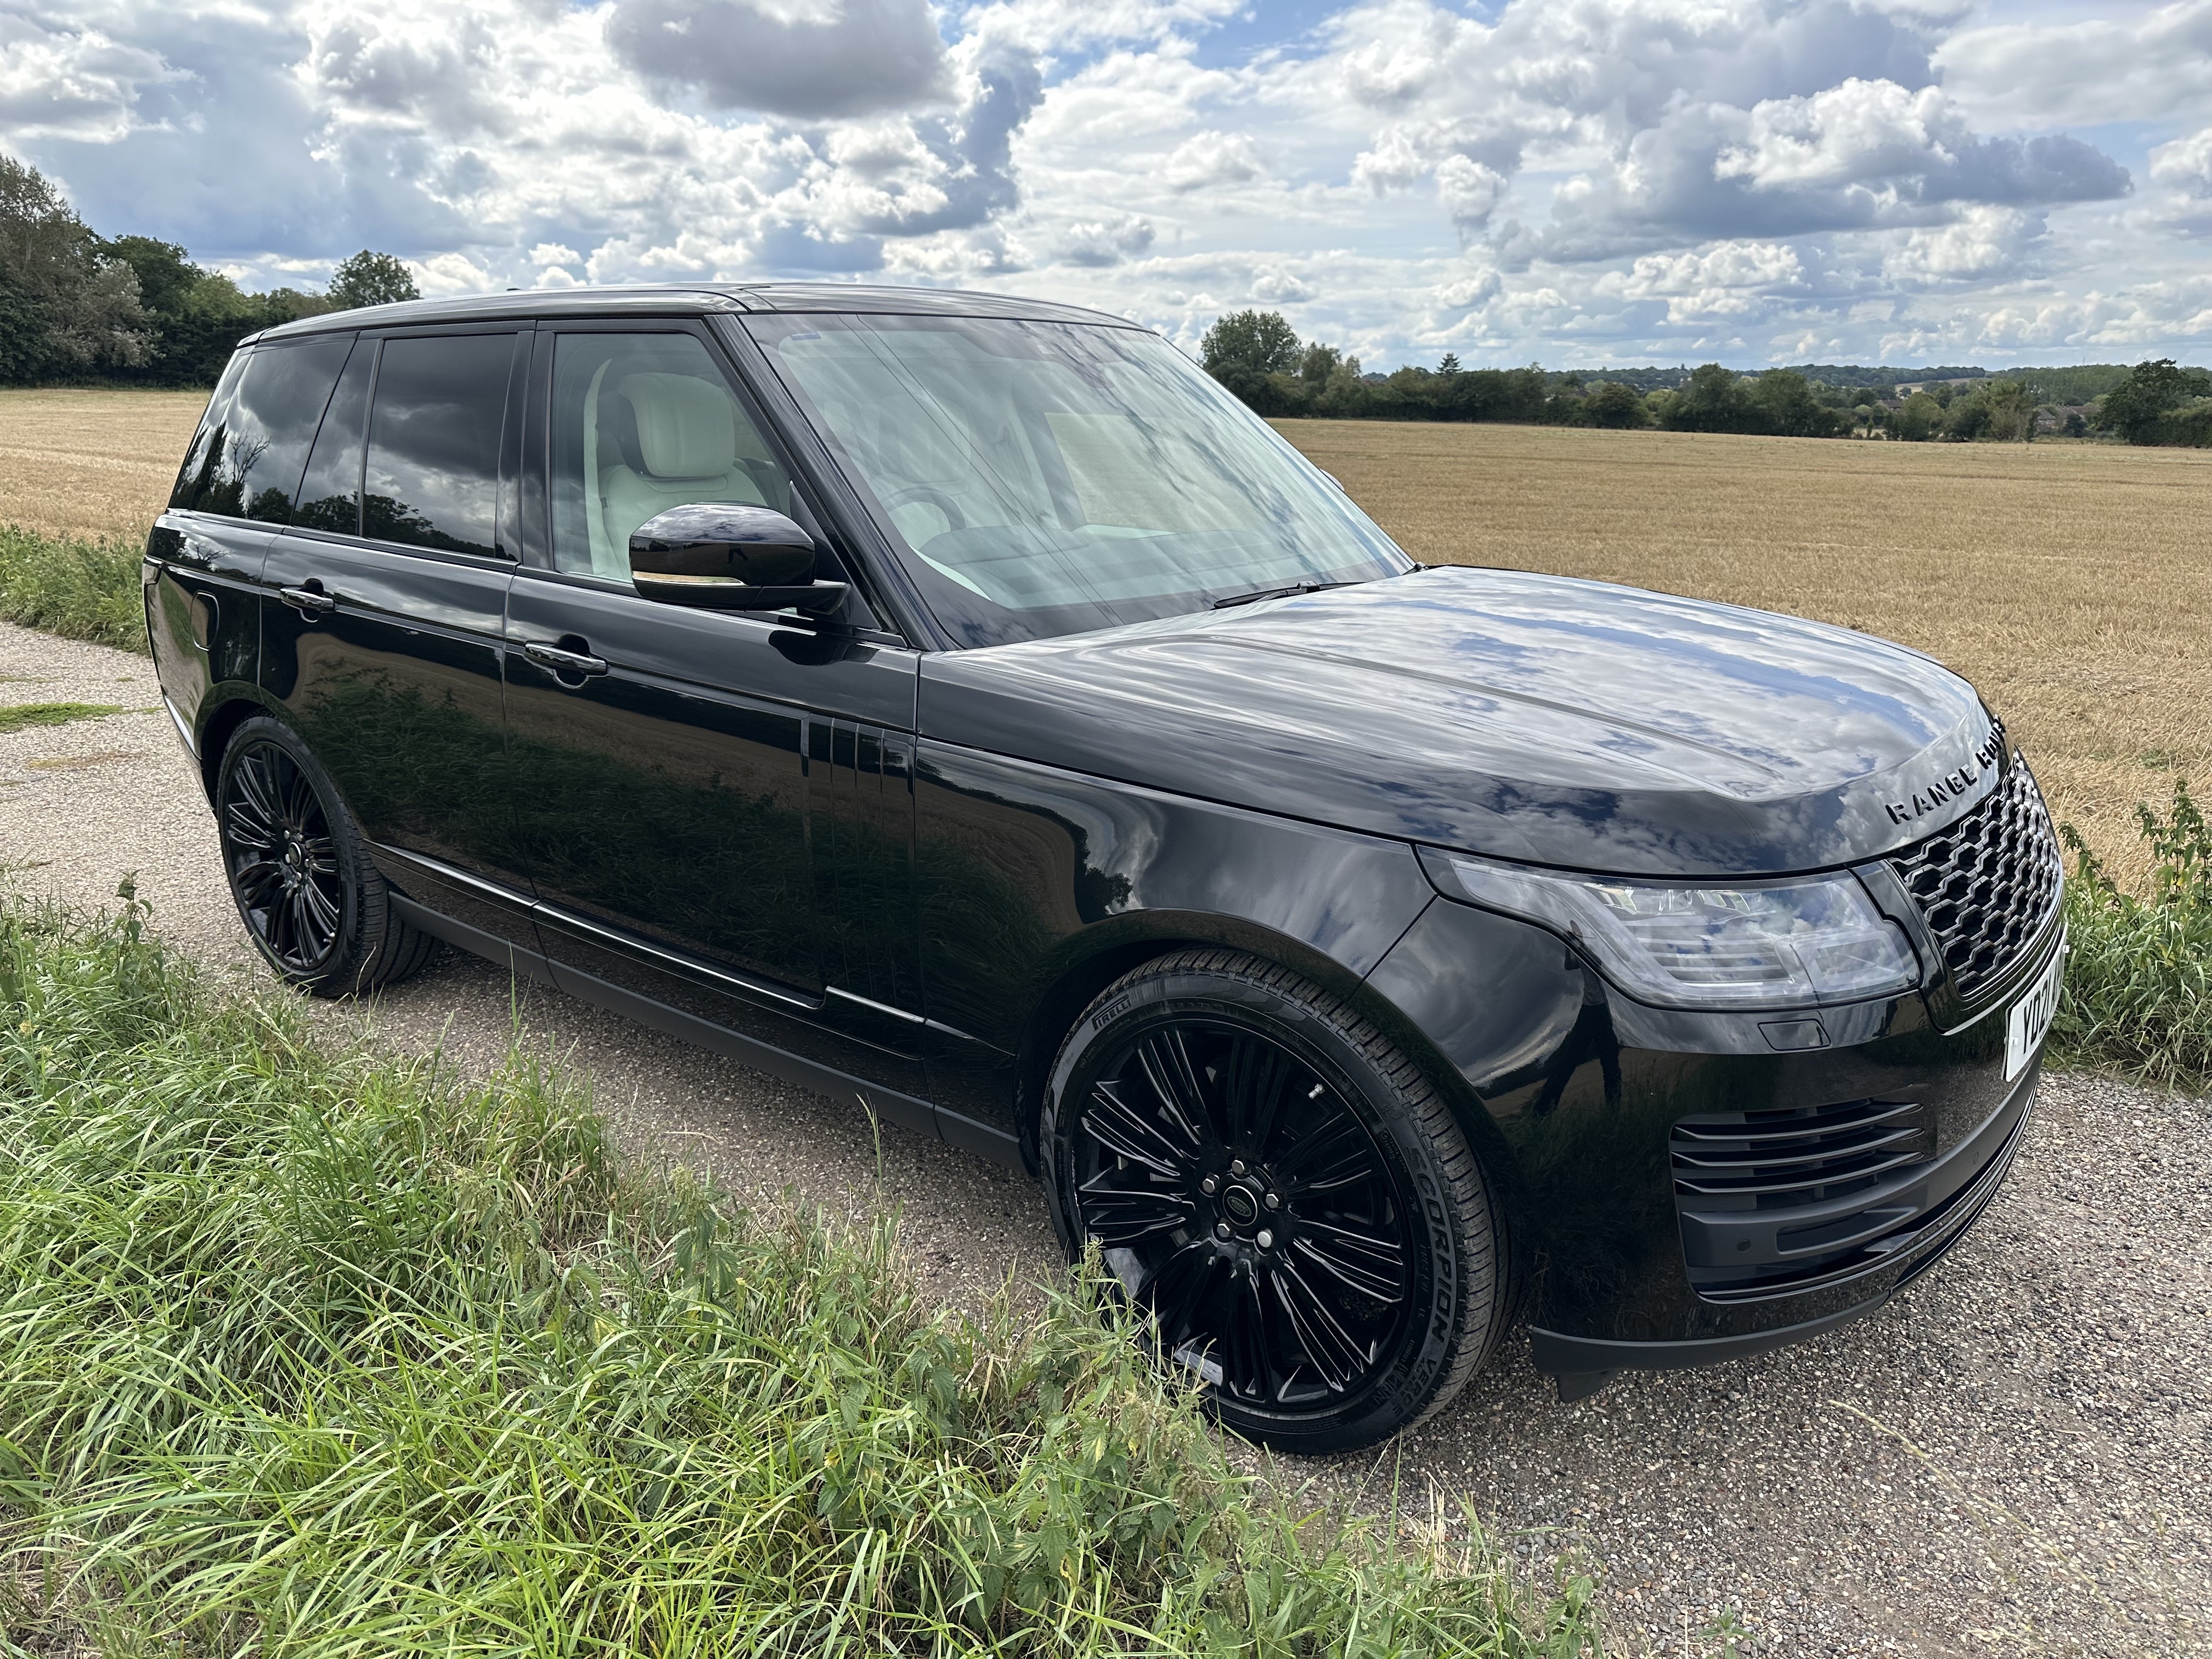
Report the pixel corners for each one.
[3,388,2201,885]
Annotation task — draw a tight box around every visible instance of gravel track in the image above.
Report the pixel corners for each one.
[3,617,2205,1657]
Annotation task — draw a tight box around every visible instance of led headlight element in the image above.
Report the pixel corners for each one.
[1426,852,1921,1011]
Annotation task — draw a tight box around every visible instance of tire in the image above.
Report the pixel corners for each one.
[1040,948,1509,1453]
[215,716,439,997]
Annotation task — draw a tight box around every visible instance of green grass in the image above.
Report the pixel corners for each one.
[0,701,126,735]
[0,523,147,652]
[0,888,1600,1657]
[2054,779,2212,1094]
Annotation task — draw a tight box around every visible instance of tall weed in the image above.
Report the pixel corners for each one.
[2055,778,2212,1093]
[0,893,1599,1657]
[0,523,146,651]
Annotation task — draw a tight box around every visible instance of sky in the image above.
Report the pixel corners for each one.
[4,0,2210,369]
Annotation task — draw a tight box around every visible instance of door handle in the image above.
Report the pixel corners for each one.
[279,583,337,617]
[522,640,609,678]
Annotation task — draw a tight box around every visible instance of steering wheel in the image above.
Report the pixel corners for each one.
[879,484,968,531]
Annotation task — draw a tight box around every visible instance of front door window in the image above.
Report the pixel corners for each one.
[549,332,795,581]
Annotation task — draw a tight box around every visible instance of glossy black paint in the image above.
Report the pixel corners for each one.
[140,284,2058,1392]
[919,565,2000,878]
[503,573,929,1098]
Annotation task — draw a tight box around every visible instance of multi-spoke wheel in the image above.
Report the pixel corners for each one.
[215,716,438,995]
[1042,949,1509,1453]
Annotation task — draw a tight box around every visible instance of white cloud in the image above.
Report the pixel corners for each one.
[0,15,177,142]
[606,0,952,119]
[0,0,2198,371]
[2151,125,2212,198]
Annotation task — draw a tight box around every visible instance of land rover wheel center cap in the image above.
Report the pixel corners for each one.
[1220,1184,1260,1227]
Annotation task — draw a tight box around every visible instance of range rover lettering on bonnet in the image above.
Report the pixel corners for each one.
[1884,723,2008,826]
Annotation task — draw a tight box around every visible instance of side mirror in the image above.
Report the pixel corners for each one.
[628,503,849,616]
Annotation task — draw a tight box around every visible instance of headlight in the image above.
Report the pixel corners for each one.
[1426,852,1921,1010]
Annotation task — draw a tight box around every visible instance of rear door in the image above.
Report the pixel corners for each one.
[259,325,536,945]
[503,320,928,1110]
[149,337,354,746]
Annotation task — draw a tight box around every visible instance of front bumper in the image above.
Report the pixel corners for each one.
[1365,892,2059,1389]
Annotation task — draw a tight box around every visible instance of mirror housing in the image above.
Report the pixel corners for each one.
[628,503,849,616]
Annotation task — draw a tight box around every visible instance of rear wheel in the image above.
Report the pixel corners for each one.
[1041,949,1508,1453]
[215,716,438,996]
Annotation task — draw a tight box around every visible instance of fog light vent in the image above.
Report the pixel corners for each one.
[1671,1097,1930,1210]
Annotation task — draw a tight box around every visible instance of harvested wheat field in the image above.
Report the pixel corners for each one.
[0,388,207,542]
[0,390,2199,884]
[1282,419,2212,890]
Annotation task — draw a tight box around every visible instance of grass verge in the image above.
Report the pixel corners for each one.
[0,889,1600,1657]
[0,523,146,652]
[2055,778,2212,1094]
[0,701,126,736]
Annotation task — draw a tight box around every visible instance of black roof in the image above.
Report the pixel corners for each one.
[254,282,1138,345]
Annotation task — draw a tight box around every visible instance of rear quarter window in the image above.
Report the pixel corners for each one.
[362,333,519,558]
[169,337,355,522]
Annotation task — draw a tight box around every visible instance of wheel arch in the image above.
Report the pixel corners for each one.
[193,687,289,802]
[1006,906,1520,1200]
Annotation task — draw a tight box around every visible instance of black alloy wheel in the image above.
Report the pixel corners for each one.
[223,736,345,973]
[215,716,438,995]
[1043,949,1508,1453]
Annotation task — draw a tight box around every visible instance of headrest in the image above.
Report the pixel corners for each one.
[614,373,738,479]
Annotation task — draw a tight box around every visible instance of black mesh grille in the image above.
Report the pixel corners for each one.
[1889,761,2063,1001]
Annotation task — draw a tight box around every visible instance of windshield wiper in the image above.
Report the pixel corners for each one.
[1210,579,1362,610]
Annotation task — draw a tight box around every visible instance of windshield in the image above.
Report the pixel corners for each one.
[743,312,1413,646]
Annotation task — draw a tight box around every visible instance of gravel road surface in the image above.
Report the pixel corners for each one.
[3,618,2205,1658]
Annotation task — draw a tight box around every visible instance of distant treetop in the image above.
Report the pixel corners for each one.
[327,250,421,311]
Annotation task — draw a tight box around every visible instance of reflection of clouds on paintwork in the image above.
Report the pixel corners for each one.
[923,566,1989,877]
[3,0,2208,364]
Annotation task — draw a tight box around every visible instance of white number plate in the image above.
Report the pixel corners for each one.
[2005,936,2066,1081]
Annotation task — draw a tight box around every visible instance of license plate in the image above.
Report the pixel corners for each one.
[2005,935,2066,1081]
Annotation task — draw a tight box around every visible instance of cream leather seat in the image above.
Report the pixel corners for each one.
[597,373,765,555]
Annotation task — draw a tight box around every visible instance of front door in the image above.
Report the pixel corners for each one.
[259,326,535,944]
[504,324,927,1107]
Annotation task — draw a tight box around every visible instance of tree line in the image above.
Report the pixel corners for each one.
[1199,309,2212,445]
[1,157,419,387]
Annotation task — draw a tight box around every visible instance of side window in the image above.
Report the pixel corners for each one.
[170,352,249,511]
[168,337,352,521]
[293,340,373,535]
[549,332,794,580]
[363,333,518,558]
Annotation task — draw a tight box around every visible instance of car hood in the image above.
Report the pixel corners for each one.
[916,566,2005,878]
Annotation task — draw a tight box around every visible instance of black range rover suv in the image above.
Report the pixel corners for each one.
[146,284,2066,1452]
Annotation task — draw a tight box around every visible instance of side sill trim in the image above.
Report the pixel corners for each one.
[390,893,941,1148]
[825,984,988,1046]
[1528,1295,1890,1379]
[533,900,823,1012]
[375,843,534,910]
[389,892,560,989]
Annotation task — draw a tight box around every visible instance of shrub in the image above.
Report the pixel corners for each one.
[2055,778,2212,1093]
[0,892,1599,1656]
[0,522,146,650]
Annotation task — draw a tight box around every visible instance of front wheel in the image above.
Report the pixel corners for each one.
[215,716,439,996]
[1041,949,1509,1453]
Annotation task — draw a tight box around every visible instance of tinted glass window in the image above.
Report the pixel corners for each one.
[748,313,1408,647]
[549,332,794,580]
[294,341,371,535]
[170,352,248,512]
[169,337,352,521]
[363,333,517,558]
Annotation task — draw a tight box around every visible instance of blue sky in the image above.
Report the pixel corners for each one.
[4,0,2210,368]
